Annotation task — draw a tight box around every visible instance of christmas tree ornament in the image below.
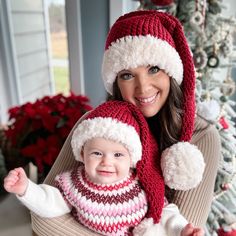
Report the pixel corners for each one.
[220,39,233,57]
[207,43,220,68]
[218,228,236,236]
[190,11,204,26]
[220,183,230,191]
[207,54,219,68]
[220,76,236,97]
[193,48,208,69]
[220,95,228,103]
[219,116,229,130]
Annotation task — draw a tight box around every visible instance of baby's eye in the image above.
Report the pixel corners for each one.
[91,151,102,157]
[149,66,160,74]
[114,152,124,158]
[118,73,133,80]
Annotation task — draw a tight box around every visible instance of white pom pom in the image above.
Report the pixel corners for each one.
[161,142,205,190]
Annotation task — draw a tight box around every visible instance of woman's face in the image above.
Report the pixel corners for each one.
[117,65,170,117]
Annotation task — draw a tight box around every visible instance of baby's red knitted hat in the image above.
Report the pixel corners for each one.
[72,100,165,223]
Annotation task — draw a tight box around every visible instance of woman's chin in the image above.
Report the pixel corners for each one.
[139,105,160,118]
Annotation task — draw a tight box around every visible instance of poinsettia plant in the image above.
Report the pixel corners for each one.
[3,93,92,174]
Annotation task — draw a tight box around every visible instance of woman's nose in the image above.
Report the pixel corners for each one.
[135,74,151,94]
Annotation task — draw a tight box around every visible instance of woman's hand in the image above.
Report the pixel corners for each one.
[4,167,28,196]
[181,223,205,236]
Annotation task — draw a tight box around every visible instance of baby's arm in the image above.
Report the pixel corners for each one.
[133,203,204,236]
[162,204,204,236]
[4,167,28,196]
[4,168,71,218]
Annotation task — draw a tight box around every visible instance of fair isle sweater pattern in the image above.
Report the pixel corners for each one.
[55,165,148,236]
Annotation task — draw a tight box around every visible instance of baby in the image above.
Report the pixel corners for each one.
[4,100,204,236]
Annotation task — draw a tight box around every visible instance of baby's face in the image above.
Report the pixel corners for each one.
[82,137,131,184]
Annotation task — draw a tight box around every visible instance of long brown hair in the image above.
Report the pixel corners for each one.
[107,78,184,153]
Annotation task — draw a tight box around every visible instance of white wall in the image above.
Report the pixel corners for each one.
[0,0,53,123]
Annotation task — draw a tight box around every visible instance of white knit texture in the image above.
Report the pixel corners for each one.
[102,35,183,94]
[71,117,142,168]
[161,142,205,190]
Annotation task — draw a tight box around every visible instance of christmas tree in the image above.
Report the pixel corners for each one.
[135,0,236,235]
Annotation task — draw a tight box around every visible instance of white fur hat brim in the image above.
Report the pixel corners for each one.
[161,142,205,190]
[71,117,142,168]
[102,35,183,95]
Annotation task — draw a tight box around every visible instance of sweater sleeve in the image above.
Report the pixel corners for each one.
[133,203,188,236]
[161,203,188,236]
[16,179,71,218]
[172,116,221,227]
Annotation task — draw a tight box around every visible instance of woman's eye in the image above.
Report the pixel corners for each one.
[149,66,160,74]
[118,73,133,80]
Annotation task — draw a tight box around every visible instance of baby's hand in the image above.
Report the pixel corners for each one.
[181,223,204,236]
[4,167,28,196]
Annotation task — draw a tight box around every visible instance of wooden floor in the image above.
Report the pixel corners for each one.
[0,193,32,236]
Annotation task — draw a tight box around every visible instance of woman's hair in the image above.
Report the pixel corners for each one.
[107,77,184,153]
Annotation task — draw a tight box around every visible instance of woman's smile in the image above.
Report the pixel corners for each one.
[135,93,159,105]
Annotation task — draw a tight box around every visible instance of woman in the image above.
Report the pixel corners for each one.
[31,10,220,235]
[103,10,221,227]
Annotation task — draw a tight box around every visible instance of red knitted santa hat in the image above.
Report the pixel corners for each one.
[71,100,165,223]
[102,10,205,191]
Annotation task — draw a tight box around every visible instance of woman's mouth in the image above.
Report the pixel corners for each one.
[135,93,158,105]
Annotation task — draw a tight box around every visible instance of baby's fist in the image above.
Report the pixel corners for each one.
[4,167,28,196]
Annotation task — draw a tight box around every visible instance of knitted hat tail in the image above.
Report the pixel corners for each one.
[127,102,165,224]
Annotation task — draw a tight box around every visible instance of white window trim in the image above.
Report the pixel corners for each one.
[0,0,21,123]
[43,0,55,94]
[65,0,85,95]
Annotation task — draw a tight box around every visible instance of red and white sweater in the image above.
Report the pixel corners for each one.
[55,166,148,235]
[17,166,188,236]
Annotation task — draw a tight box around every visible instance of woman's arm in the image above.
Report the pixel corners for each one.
[172,115,221,227]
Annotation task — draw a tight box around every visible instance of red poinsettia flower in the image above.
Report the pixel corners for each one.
[4,93,93,175]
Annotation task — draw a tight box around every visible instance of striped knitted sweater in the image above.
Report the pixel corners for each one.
[55,165,148,236]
